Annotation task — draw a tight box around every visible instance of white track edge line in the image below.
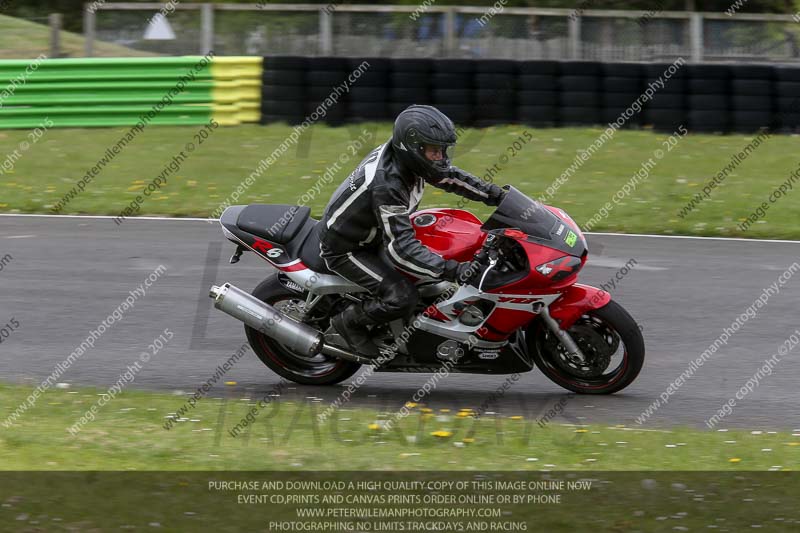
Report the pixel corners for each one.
[1,213,799,244]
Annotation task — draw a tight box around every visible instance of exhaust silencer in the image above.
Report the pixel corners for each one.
[209,283,323,357]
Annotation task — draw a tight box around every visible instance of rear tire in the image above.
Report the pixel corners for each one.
[528,300,644,394]
[245,275,361,386]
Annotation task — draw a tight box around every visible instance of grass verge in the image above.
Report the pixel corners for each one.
[1,382,799,471]
[1,123,798,239]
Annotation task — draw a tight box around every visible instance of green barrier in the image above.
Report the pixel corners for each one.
[0,56,262,129]
[0,57,214,83]
[2,81,214,106]
[0,104,213,129]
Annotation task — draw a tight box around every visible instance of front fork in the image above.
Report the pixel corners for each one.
[534,302,586,363]
[533,283,611,363]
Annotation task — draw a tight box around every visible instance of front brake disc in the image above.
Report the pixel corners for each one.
[543,322,614,378]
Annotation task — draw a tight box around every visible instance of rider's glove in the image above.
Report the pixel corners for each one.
[444,167,507,207]
[443,260,482,284]
[487,184,507,206]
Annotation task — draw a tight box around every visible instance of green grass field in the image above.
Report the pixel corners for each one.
[1,122,798,239]
[1,383,798,471]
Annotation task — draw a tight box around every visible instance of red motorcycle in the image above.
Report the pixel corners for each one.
[210,186,644,394]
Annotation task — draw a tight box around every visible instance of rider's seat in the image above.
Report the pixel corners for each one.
[237,204,313,244]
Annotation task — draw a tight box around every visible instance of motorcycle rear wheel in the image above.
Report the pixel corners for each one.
[528,300,644,394]
[245,275,362,386]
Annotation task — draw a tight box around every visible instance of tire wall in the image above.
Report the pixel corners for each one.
[262,56,800,134]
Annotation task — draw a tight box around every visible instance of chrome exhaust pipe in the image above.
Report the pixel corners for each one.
[209,282,374,364]
[209,283,323,357]
[320,343,376,365]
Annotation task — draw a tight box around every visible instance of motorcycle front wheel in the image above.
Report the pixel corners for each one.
[528,300,644,394]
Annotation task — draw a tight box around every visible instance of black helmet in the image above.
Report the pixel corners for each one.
[391,105,457,183]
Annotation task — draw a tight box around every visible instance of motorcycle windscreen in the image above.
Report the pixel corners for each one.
[480,186,559,241]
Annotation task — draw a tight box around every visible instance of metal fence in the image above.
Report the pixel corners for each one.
[83,3,800,64]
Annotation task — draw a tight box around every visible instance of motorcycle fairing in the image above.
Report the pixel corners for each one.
[548,283,612,329]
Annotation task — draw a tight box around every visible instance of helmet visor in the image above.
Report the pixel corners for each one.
[419,142,455,171]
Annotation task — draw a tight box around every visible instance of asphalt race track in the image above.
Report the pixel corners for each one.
[1,214,798,430]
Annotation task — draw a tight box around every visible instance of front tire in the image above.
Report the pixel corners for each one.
[245,275,362,386]
[528,300,644,394]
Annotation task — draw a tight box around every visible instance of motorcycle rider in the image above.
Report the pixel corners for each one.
[319,105,506,357]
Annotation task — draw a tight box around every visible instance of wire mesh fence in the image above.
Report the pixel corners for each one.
[704,18,800,62]
[93,7,202,56]
[77,4,800,64]
[215,9,319,56]
[580,15,691,62]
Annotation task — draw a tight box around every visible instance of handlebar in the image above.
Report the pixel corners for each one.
[473,232,501,265]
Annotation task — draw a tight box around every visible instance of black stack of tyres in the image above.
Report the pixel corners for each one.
[687,64,731,133]
[389,59,433,117]
[642,63,687,132]
[516,60,559,127]
[346,57,392,123]
[305,57,350,125]
[557,61,602,126]
[432,59,474,125]
[473,59,517,127]
[729,65,774,133]
[261,56,308,125]
[601,63,644,128]
[775,66,800,132]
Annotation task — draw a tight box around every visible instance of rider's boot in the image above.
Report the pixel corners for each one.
[329,303,381,358]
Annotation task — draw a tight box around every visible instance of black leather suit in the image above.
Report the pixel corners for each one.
[319,140,504,323]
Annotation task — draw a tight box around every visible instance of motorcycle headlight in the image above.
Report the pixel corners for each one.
[535,256,583,281]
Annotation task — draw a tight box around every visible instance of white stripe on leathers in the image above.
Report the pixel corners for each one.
[326,143,386,230]
[346,252,384,282]
[379,177,441,278]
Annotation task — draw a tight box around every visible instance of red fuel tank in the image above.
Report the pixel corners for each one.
[410,208,487,263]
